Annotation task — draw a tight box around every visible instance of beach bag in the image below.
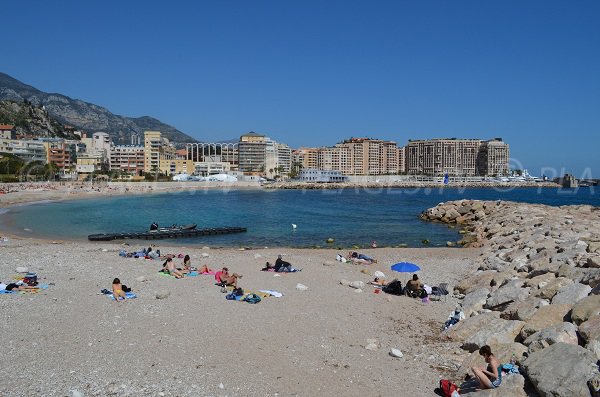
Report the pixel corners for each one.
[234,287,244,296]
[244,293,261,304]
[23,272,38,286]
[382,280,403,295]
[226,292,237,300]
[439,379,459,397]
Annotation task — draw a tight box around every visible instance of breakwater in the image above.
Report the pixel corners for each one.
[422,200,600,396]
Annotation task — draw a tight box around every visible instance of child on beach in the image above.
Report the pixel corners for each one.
[112,278,127,302]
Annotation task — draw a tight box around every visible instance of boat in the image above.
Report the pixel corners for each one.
[152,223,197,232]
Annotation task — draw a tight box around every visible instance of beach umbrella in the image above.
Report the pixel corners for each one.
[390,262,421,273]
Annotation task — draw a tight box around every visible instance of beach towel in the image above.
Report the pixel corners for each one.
[187,271,199,277]
[110,292,137,300]
[259,290,284,298]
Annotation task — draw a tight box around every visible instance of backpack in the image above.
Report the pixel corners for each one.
[439,379,459,397]
[382,280,403,295]
[225,292,237,300]
[244,293,261,304]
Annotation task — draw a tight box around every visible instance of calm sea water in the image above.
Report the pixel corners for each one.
[2,187,599,248]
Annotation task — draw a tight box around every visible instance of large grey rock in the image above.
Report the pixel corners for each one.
[445,312,525,352]
[520,304,572,339]
[455,271,499,295]
[485,281,530,309]
[552,282,592,305]
[523,343,598,397]
[586,340,600,361]
[535,277,574,300]
[571,295,600,325]
[462,288,490,317]
[586,256,600,268]
[501,297,548,321]
[523,322,579,353]
[579,316,600,343]
[524,273,556,289]
[580,269,600,288]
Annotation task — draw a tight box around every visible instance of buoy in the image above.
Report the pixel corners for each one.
[292,224,297,229]
[326,238,335,243]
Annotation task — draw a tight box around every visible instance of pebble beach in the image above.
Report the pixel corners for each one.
[1,186,600,397]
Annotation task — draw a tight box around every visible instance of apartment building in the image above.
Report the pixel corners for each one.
[292,138,403,176]
[110,145,145,175]
[238,132,267,174]
[405,138,509,176]
[45,141,72,172]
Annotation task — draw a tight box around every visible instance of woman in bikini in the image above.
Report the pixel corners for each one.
[471,345,502,389]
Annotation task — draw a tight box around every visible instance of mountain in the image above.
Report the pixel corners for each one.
[0,100,79,140]
[0,72,196,145]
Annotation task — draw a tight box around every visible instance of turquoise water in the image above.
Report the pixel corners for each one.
[2,187,599,248]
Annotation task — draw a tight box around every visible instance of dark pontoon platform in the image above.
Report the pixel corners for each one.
[88,226,247,241]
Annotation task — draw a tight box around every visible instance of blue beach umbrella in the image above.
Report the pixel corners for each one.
[390,262,421,273]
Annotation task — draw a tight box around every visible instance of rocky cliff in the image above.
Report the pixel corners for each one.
[0,72,196,145]
[0,100,78,140]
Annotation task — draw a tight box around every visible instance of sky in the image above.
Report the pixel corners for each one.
[2,0,599,177]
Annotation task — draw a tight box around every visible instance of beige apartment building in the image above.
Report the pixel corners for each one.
[405,138,509,176]
[292,138,404,176]
[110,145,145,175]
[144,130,177,175]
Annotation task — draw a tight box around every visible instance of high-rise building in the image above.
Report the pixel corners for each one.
[405,138,509,176]
[237,132,291,176]
[238,132,267,174]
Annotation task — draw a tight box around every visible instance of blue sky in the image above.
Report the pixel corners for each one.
[3,0,599,177]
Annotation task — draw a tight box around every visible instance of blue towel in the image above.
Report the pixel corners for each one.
[110,292,137,300]
[187,271,199,277]
[0,290,16,294]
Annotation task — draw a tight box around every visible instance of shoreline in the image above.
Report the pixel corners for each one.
[0,180,564,208]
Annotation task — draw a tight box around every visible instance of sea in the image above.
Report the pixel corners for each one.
[1,187,599,248]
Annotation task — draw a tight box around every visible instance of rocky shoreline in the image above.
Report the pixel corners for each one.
[421,200,600,396]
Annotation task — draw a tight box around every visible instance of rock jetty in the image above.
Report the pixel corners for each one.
[422,200,600,397]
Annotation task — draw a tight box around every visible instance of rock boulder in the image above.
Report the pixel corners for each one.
[579,316,600,343]
[571,295,600,325]
[523,343,598,397]
[552,282,592,305]
[523,322,579,353]
[520,304,572,340]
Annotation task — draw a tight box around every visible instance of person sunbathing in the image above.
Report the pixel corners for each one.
[162,258,184,278]
[112,278,127,302]
[0,281,38,292]
[215,267,242,287]
[348,251,377,264]
[198,264,213,274]
[368,277,387,286]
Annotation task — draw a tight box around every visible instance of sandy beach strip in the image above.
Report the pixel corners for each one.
[0,235,479,397]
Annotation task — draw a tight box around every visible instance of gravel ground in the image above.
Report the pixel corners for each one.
[0,238,480,397]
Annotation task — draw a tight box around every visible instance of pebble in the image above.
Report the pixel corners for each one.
[390,348,403,358]
[155,290,170,299]
[350,281,365,289]
[201,253,210,258]
[295,283,308,291]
